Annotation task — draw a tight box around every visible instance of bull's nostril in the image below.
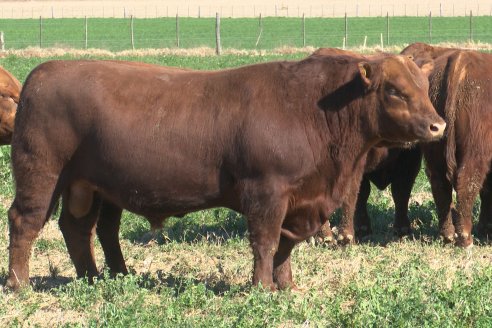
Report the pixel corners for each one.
[430,124,439,132]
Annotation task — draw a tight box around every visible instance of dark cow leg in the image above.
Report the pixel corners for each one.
[477,183,492,237]
[337,176,366,245]
[391,148,422,236]
[454,161,489,248]
[96,199,128,276]
[273,236,297,290]
[59,191,101,282]
[353,177,372,238]
[244,193,287,291]
[6,176,59,290]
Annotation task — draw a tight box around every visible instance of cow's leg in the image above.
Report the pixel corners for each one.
[313,221,334,245]
[477,173,492,237]
[391,148,422,236]
[243,190,288,291]
[273,236,297,290]
[353,177,372,238]
[96,199,128,276]
[454,161,489,247]
[6,175,59,290]
[59,190,101,282]
[423,146,455,243]
[337,177,366,245]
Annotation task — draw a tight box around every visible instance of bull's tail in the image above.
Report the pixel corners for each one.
[442,51,467,182]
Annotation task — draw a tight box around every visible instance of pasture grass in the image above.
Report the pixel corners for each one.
[1,16,492,52]
[0,54,492,326]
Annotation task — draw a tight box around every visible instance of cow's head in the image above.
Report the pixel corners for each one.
[0,66,21,145]
[358,55,445,144]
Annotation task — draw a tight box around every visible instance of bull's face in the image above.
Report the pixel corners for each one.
[0,68,21,145]
[360,55,445,144]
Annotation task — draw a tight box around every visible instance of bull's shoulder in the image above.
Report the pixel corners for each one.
[0,65,21,102]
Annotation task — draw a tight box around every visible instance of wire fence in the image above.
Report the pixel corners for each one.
[0,14,491,53]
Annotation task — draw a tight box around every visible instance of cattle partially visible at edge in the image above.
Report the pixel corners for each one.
[400,43,492,247]
[0,65,21,144]
[6,51,444,290]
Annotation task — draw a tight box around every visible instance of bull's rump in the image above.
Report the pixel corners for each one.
[14,60,313,217]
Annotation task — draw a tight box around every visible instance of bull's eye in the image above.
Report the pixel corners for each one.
[385,85,407,101]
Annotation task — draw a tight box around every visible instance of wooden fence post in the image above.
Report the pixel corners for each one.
[429,11,432,43]
[469,10,473,42]
[255,14,263,47]
[130,15,134,50]
[344,12,348,47]
[302,13,305,47]
[84,16,88,49]
[215,12,221,55]
[39,16,42,48]
[0,31,4,51]
[386,12,389,45]
[176,14,179,47]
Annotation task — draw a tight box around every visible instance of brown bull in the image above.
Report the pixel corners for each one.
[0,65,21,144]
[7,52,444,290]
[401,43,492,247]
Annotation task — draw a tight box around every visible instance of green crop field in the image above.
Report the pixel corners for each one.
[1,16,492,52]
[1,53,492,327]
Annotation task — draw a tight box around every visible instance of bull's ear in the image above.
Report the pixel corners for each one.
[419,60,434,77]
[358,62,373,87]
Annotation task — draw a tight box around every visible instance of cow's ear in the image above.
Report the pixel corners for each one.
[358,62,373,87]
[419,60,434,77]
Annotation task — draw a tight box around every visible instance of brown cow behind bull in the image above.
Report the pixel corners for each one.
[6,52,444,290]
[401,43,492,247]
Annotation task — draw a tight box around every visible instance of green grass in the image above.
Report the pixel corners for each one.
[0,16,491,52]
[1,53,492,326]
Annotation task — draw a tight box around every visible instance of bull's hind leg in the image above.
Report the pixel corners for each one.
[423,145,455,243]
[454,160,489,247]
[353,177,372,238]
[6,175,60,290]
[391,148,422,236]
[59,190,101,282]
[96,199,127,276]
[337,177,368,245]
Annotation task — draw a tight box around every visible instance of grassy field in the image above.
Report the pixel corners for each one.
[1,53,492,326]
[1,16,492,51]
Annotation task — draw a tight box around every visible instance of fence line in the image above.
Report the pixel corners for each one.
[0,13,489,53]
[0,3,491,19]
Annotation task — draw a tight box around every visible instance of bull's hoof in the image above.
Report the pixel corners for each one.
[5,277,25,292]
[455,232,473,248]
[337,233,354,246]
[440,233,455,244]
[313,234,336,246]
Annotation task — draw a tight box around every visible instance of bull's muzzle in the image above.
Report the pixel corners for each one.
[429,121,446,139]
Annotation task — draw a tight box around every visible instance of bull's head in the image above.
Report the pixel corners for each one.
[0,66,21,145]
[358,55,445,144]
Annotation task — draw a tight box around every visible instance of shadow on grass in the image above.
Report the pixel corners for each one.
[123,208,248,246]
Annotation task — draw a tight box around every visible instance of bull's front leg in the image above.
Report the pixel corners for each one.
[337,175,368,245]
[273,236,297,290]
[243,189,288,291]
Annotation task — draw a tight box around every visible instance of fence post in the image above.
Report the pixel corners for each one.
[0,31,4,51]
[386,12,389,46]
[302,13,305,47]
[344,12,348,47]
[429,11,432,43]
[469,10,473,42]
[175,14,179,47]
[130,15,134,50]
[85,16,88,49]
[39,16,42,48]
[255,13,263,47]
[215,12,221,55]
